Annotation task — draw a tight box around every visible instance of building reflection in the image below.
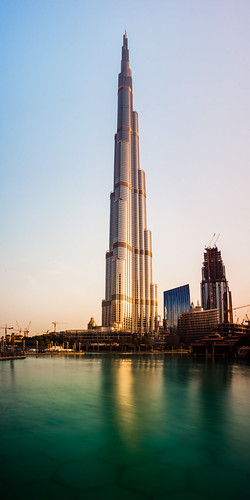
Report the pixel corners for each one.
[100,355,164,447]
[161,357,233,447]
[99,355,237,459]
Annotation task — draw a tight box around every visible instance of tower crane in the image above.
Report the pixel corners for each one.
[214,233,220,247]
[206,233,220,249]
[245,314,250,326]
[0,324,13,338]
[206,233,216,249]
[14,321,31,337]
[24,321,31,337]
[234,314,239,324]
[51,321,67,334]
[16,321,23,334]
[12,323,24,339]
[225,304,250,324]
[233,304,250,311]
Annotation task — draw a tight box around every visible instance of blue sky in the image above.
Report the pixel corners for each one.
[1,0,250,334]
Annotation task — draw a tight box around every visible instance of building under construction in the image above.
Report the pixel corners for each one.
[201,245,233,324]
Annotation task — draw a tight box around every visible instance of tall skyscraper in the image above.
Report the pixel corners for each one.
[102,32,158,333]
[164,284,191,331]
[201,246,233,323]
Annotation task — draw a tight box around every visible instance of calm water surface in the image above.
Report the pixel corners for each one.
[0,354,250,499]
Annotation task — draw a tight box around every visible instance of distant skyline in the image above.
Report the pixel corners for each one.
[1,0,249,334]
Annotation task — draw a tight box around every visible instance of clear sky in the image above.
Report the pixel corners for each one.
[1,0,249,335]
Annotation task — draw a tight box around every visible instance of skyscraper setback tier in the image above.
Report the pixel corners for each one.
[102,32,158,333]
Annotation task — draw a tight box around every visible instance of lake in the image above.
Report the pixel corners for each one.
[0,354,250,499]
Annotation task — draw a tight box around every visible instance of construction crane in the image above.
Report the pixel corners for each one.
[234,314,239,324]
[214,233,220,247]
[0,324,13,338]
[206,233,216,249]
[51,321,67,334]
[16,321,23,335]
[233,304,250,311]
[14,321,31,337]
[206,233,220,249]
[224,304,250,324]
[12,324,24,339]
[24,321,31,337]
[244,314,250,326]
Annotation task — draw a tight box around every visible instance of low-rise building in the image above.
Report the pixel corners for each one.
[178,303,218,345]
[191,333,238,357]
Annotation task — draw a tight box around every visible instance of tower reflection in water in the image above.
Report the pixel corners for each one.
[100,356,165,449]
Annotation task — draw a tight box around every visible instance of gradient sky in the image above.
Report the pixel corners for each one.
[1,0,250,335]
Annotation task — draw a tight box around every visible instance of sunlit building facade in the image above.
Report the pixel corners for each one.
[164,284,191,331]
[102,32,158,333]
[178,305,219,345]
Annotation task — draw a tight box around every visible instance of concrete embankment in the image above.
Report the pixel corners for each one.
[0,355,26,361]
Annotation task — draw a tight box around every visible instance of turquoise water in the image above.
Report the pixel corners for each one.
[0,355,250,499]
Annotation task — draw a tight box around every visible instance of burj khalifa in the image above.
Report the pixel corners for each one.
[102,32,158,334]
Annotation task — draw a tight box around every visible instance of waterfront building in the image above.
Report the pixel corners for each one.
[87,317,97,330]
[102,32,158,333]
[178,303,219,345]
[164,284,190,331]
[190,333,238,357]
[201,246,233,323]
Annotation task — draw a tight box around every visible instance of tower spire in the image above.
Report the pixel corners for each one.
[121,31,131,78]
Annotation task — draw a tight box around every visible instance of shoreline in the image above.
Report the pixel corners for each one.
[1,351,248,360]
[28,350,190,356]
[0,355,26,361]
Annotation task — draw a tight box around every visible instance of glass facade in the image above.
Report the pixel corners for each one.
[164,285,191,331]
